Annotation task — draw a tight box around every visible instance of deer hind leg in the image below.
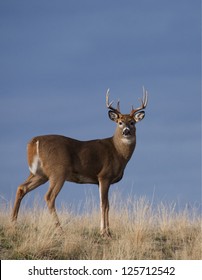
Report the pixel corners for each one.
[99,179,111,237]
[44,176,65,228]
[11,173,48,222]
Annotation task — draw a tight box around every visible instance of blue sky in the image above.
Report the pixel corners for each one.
[0,0,201,212]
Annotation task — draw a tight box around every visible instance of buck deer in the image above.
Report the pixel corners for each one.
[11,88,148,236]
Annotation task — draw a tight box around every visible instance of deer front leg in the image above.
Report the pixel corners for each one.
[98,179,111,237]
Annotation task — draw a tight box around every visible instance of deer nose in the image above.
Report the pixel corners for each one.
[122,127,131,136]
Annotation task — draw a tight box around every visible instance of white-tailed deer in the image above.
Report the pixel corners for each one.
[11,88,148,236]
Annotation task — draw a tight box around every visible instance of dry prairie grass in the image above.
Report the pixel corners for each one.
[0,196,201,260]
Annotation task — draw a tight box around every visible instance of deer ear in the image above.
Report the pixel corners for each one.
[108,110,119,122]
[133,111,145,123]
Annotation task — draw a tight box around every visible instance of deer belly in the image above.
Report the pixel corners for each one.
[66,173,98,184]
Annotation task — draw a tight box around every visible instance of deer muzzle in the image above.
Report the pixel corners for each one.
[122,127,131,136]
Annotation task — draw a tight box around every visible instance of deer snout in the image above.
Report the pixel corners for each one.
[122,127,131,136]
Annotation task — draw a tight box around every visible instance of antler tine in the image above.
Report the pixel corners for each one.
[117,99,120,112]
[106,89,113,108]
[130,87,148,116]
[106,89,121,113]
[142,86,148,107]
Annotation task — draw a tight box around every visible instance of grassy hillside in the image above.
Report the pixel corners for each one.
[0,196,201,260]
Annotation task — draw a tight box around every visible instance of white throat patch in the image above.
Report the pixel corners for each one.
[121,137,135,145]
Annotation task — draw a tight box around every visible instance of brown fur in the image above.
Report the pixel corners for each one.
[11,93,147,236]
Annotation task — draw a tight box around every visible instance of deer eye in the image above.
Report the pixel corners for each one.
[130,121,135,126]
[119,121,123,126]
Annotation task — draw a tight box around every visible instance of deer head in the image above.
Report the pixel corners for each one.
[106,88,148,144]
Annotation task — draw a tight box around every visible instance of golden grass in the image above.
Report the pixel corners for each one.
[0,196,201,260]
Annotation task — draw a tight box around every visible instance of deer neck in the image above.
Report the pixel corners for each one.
[112,129,136,161]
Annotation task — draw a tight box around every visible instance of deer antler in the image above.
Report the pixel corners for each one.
[106,89,121,114]
[130,87,148,116]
